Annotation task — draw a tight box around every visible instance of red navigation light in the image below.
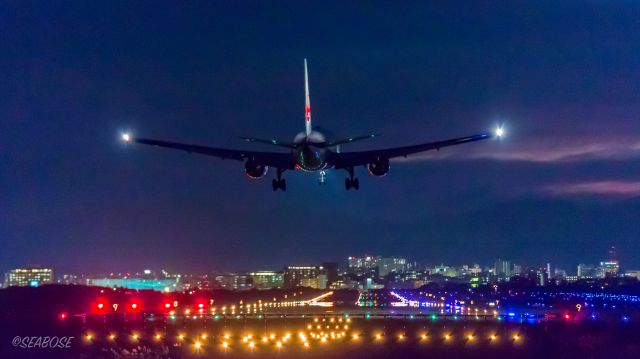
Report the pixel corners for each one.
[97,303,104,309]
[165,303,171,309]
[564,313,570,320]
[198,303,204,309]
[131,303,138,309]
[59,312,67,320]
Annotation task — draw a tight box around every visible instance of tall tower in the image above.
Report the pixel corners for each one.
[608,245,617,261]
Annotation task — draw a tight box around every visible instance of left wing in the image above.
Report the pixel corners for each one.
[132,137,296,169]
[331,133,493,169]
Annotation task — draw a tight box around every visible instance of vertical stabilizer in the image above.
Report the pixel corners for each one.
[304,59,312,135]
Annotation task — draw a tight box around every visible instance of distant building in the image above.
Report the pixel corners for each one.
[598,261,620,278]
[91,278,177,292]
[283,266,324,289]
[321,262,339,287]
[214,274,253,290]
[348,256,380,269]
[4,268,53,287]
[249,271,283,290]
[494,259,511,281]
[577,264,595,278]
[378,257,407,278]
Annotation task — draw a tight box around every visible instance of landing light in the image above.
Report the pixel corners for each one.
[495,127,505,138]
[121,133,132,142]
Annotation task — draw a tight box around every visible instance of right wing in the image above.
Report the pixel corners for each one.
[132,137,296,169]
[331,133,493,169]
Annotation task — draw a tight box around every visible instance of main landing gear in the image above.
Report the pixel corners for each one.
[272,168,286,191]
[344,167,359,190]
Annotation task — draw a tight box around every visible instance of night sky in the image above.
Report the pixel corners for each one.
[2,1,640,274]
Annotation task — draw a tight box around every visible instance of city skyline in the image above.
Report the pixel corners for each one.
[2,2,640,274]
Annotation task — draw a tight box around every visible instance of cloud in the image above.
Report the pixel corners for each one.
[543,180,640,197]
[397,138,640,163]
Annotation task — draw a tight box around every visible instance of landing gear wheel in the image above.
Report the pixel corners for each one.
[353,178,359,190]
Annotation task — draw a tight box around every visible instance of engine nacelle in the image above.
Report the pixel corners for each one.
[244,160,269,179]
[367,158,390,177]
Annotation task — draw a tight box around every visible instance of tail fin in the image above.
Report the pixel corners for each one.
[304,59,312,135]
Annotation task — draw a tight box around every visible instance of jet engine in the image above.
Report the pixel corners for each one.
[244,159,269,179]
[367,158,390,177]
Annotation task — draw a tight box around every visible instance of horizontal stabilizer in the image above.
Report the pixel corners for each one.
[238,136,296,149]
[319,133,382,148]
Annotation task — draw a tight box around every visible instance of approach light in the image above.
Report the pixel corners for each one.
[495,127,505,138]
[121,133,132,142]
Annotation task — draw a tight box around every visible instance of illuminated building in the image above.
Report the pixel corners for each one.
[4,267,53,287]
[577,264,595,279]
[348,255,380,269]
[283,266,324,289]
[378,257,407,278]
[91,278,177,291]
[494,259,511,281]
[249,271,283,289]
[214,274,253,290]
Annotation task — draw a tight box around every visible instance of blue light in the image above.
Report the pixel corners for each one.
[508,312,516,317]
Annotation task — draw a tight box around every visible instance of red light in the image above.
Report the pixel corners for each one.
[564,314,570,320]
[59,313,67,320]
[198,303,204,309]
[97,303,104,309]
[165,303,171,309]
[131,303,138,309]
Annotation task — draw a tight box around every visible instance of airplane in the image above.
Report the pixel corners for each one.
[121,59,504,191]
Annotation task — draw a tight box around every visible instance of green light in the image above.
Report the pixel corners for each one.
[365,313,371,319]
[431,315,437,320]
[409,315,414,319]
[344,314,350,318]
[213,315,220,320]
[453,316,458,320]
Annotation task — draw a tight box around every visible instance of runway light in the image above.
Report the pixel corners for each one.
[155,334,161,340]
[303,342,310,348]
[276,341,282,348]
[420,334,428,340]
[85,334,93,341]
[513,334,520,341]
[249,341,255,348]
[109,334,116,341]
[194,341,202,349]
[444,334,451,341]
[467,334,474,341]
[222,341,229,348]
[490,334,497,341]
